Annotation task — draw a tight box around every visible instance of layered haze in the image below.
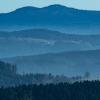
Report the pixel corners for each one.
[1,29,100,58]
[0,5,100,79]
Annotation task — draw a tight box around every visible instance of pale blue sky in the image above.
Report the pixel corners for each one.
[0,0,100,13]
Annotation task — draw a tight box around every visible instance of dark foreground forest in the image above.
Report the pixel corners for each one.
[0,81,100,100]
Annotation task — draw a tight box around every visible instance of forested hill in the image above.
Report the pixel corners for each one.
[0,61,18,87]
[0,61,17,75]
[0,81,100,100]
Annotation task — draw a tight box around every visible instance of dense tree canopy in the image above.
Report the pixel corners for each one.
[0,81,100,100]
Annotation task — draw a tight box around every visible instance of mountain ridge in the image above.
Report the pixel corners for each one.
[0,4,100,34]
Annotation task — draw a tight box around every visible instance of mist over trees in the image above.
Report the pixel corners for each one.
[0,60,91,87]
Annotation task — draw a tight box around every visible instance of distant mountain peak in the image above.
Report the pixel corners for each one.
[16,6,38,10]
[45,4,68,9]
[13,6,38,13]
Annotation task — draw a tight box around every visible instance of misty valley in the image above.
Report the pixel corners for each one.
[0,29,100,78]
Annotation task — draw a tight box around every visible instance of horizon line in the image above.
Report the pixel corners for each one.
[1,4,100,14]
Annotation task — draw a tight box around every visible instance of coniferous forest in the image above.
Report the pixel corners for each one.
[0,81,100,100]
